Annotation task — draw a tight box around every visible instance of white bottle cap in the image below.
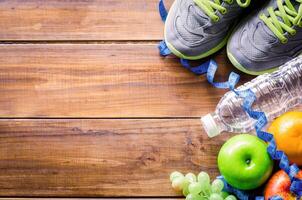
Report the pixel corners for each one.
[201,114,221,138]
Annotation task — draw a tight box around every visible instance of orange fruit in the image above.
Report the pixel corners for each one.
[268,111,302,165]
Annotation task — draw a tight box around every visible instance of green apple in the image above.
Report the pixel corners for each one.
[218,134,273,190]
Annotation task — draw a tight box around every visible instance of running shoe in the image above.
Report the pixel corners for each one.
[164,0,252,60]
[227,0,302,75]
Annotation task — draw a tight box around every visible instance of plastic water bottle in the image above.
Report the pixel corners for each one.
[201,55,302,138]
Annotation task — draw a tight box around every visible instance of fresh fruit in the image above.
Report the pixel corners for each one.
[182,178,190,196]
[198,171,211,194]
[186,173,197,183]
[268,111,302,165]
[198,171,210,184]
[218,134,274,190]
[185,193,199,200]
[209,193,223,200]
[211,179,224,193]
[189,182,202,195]
[170,171,184,182]
[172,176,185,191]
[183,185,190,197]
[264,170,302,200]
[221,192,230,199]
[169,171,237,199]
[225,195,237,200]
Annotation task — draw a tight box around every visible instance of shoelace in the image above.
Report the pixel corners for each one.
[193,0,251,22]
[260,0,302,44]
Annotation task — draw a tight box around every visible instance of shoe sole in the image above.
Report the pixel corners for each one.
[163,1,230,60]
[165,36,229,60]
[226,47,279,76]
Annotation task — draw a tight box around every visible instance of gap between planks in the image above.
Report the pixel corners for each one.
[0,198,183,200]
[0,117,200,120]
[0,41,162,45]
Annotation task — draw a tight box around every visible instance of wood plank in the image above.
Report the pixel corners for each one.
[0,0,173,41]
[0,199,182,200]
[0,44,251,118]
[0,119,231,197]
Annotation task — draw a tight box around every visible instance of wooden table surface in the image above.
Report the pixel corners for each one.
[0,0,254,198]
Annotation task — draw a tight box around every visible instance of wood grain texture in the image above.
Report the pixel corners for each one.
[0,119,231,197]
[0,0,283,198]
[0,44,251,118]
[0,199,183,200]
[0,199,182,200]
[0,0,173,41]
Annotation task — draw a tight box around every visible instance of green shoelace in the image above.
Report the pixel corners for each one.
[193,0,251,22]
[260,0,302,44]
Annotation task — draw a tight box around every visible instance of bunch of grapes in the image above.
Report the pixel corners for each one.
[170,171,237,200]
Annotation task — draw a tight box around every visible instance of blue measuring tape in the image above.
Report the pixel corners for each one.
[241,97,302,198]
[158,0,168,22]
[182,59,241,90]
[157,0,302,198]
[158,40,171,56]
[157,0,171,57]
[207,60,302,199]
[183,58,302,199]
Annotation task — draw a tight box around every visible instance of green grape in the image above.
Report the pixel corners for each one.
[171,176,185,191]
[220,191,229,199]
[185,172,197,183]
[186,193,199,200]
[182,178,190,196]
[211,179,224,193]
[225,195,237,200]
[210,185,221,194]
[197,171,210,184]
[199,180,210,194]
[188,182,202,195]
[197,172,211,196]
[170,171,184,182]
[182,186,189,197]
[209,193,223,200]
[196,194,206,200]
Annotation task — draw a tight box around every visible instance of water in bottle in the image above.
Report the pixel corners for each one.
[201,55,302,138]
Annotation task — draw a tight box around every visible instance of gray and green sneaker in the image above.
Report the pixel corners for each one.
[227,0,302,75]
[164,0,252,60]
